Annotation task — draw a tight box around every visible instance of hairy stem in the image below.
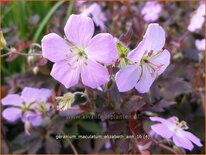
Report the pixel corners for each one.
[1,50,41,57]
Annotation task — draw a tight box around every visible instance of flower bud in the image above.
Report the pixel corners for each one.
[56,92,75,111]
[27,55,35,65]
[116,41,130,68]
[32,66,39,74]
[116,41,129,57]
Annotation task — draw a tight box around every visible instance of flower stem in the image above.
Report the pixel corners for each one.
[152,139,179,154]
[0,42,42,58]
[84,86,96,109]
[62,132,78,155]
[0,49,41,57]
[66,138,78,155]
[73,91,85,96]
[105,120,117,153]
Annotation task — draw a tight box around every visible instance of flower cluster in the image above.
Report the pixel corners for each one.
[42,14,170,94]
[1,1,204,154]
[41,13,203,152]
[1,87,52,128]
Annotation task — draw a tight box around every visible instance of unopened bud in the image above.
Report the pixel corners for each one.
[33,66,39,74]
[27,55,35,65]
[10,47,17,53]
[56,92,75,111]
[116,41,129,57]
[116,41,130,68]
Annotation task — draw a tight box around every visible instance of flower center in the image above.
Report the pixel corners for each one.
[64,36,88,68]
[65,46,88,69]
[77,48,87,59]
[36,101,48,114]
[175,120,189,130]
[141,50,164,77]
[21,102,33,112]
[172,117,189,130]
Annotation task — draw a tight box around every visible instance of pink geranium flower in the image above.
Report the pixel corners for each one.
[150,116,202,151]
[141,1,162,22]
[195,38,205,51]
[115,23,170,93]
[1,87,51,126]
[196,3,205,17]
[81,3,107,31]
[42,14,118,89]
[188,3,205,32]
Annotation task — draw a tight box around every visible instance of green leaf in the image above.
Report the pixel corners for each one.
[52,115,65,123]
[33,1,65,42]
[79,121,101,133]
[68,125,78,136]
[66,0,74,18]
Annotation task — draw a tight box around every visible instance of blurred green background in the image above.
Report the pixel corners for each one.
[1,1,73,83]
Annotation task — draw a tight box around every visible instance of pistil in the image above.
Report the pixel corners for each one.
[142,58,163,77]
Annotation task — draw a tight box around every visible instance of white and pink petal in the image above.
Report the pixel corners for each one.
[50,61,80,89]
[149,49,171,75]
[81,59,109,89]
[86,33,118,64]
[151,123,174,139]
[21,87,42,104]
[38,88,52,102]
[41,33,70,62]
[128,40,147,63]
[172,135,194,151]
[150,116,176,130]
[64,14,94,48]
[179,130,202,147]
[2,107,22,122]
[135,65,156,93]
[115,65,140,92]
[143,23,166,52]
[22,111,43,126]
[1,94,23,106]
